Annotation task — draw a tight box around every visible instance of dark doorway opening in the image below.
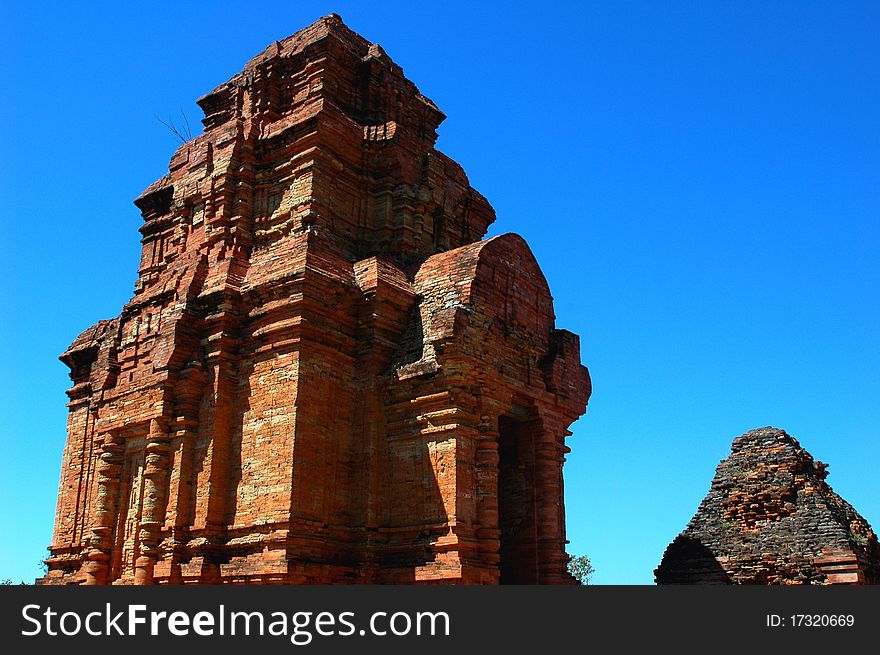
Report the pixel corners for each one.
[497,414,538,584]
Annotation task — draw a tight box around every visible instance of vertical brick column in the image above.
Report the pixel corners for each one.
[534,421,570,583]
[134,419,171,584]
[83,432,124,585]
[475,416,501,579]
[158,421,197,583]
[199,344,237,584]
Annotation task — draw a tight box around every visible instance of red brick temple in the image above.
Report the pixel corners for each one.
[42,15,590,585]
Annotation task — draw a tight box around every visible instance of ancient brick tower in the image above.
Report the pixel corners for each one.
[656,427,880,584]
[43,15,590,585]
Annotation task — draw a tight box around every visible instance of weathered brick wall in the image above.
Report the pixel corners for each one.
[42,14,589,585]
[656,427,880,584]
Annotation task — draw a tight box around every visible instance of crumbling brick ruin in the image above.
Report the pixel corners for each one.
[42,15,590,585]
[655,427,880,584]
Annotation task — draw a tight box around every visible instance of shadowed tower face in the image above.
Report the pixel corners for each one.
[42,14,591,585]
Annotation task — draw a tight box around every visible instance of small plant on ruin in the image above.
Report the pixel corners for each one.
[155,109,194,145]
[568,554,594,584]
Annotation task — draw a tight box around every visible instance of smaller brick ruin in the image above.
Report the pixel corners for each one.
[655,427,880,584]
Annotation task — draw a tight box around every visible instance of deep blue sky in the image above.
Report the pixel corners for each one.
[1,1,877,584]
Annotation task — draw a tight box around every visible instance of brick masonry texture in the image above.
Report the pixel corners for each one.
[41,15,590,585]
[655,427,880,584]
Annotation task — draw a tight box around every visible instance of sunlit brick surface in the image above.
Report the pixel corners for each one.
[42,15,590,585]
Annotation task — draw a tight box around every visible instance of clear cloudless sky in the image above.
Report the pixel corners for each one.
[1,1,877,584]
